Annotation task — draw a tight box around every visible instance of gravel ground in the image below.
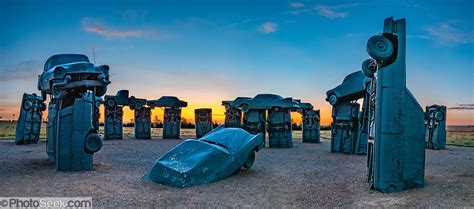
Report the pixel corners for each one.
[0,137,473,207]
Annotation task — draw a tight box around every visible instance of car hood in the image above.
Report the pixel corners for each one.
[144,139,233,188]
[144,127,263,188]
[54,62,100,73]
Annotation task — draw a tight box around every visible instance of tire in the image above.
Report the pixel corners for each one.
[362,59,376,78]
[135,103,143,110]
[435,111,444,121]
[241,104,250,113]
[95,86,107,97]
[328,94,338,105]
[243,151,256,169]
[23,101,32,110]
[95,100,102,108]
[367,35,394,62]
[41,90,47,101]
[84,133,103,154]
[107,99,116,108]
[40,103,47,111]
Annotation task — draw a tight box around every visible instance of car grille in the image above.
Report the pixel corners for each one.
[70,73,98,82]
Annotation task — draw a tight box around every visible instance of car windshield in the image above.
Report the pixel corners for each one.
[51,55,90,67]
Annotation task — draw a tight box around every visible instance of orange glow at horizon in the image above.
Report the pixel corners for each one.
[1,102,473,126]
[97,103,335,125]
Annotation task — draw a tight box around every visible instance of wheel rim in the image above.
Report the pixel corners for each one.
[367,35,394,62]
[329,95,337,105]
[107,99,115,107]
[24,101,32,110]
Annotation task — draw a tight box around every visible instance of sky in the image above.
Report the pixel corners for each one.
[0,0,473,125]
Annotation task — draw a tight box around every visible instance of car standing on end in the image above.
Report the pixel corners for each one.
[37,54,110,100]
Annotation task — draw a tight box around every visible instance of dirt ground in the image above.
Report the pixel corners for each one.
[0,136,473,207]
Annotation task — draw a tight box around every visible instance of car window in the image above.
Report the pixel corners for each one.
[43,59,51,71]
[51,55,90,67]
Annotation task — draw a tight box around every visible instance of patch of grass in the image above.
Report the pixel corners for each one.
[320,130,331,139]
[447,131,474,147]
[2,121,473,147]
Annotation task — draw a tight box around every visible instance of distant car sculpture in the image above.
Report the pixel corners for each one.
[144,126,264,188]
[239,94,301,148]
[326,71,369,106]
[38,54,109,171]
[148,96,188,139]
[222,97,251,128]
[299,103,320,143]
[195,108,213,138]
[365,17,425,193]
[104,90,130,140]
[326,70,369,154]
[330,103,360,153]
[424,105,446,150]
[15,93,46,145]
[129,96,151,139]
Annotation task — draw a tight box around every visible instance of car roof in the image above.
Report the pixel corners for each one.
[47,54,89,60]
[253,94,284,101]
[343,71,363,82]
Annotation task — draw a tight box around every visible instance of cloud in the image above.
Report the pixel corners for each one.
[448,104,474,110]
[314,3,359,19]
[289,2,304,8]
[0,60,41,82]
[258,22,279,34]
[423,22,473,45]
[81,17,168,40]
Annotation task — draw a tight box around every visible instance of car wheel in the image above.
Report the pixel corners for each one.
[243,151,256,169]
[84,132,103,154]
[41,90,47,101]
[23,101,32,111]
[40,102,47,111]
[95,86,107,97]
[241,104,249,113]
[435,111,444,121]
[362,59,377,78]
[135,103,143,110]
[107,99,116,108]
[328,94,338,105]
[367,35,394,63]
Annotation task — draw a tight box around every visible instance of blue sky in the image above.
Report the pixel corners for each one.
[0,0,473,124]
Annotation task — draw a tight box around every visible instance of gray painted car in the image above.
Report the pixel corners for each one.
[325,71,369,105]
[238,94,301,112]
[147,96,188,109]
[37,54,110,100]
